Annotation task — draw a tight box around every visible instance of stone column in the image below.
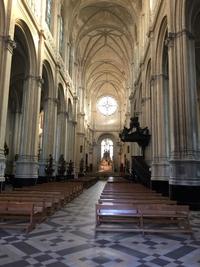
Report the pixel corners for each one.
[57,111,67,156]
[0,35,16,187]
[168,28,200,209]
[39,97,57,177]
[150,73,170,195]
[15,75,42,186]
[72,95,78,174]
[64,112,69,161]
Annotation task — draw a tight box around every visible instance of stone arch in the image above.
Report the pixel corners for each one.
[144,59,151,100]
[38,60,55,167]
[97,133,117,172]
[14,19,37,75]
[156,16,170,156]
[0,0,5,63]
[155,16,168,73]
[58,84,66,113]
[143,59,152,162]
[184,0,200,150]
[5,20,36,177]
[42,60,54,98]
[68,98,73,120]
[151,15,170,185]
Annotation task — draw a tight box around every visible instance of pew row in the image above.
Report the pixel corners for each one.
[0,202,41,233]
[95,203,192,234]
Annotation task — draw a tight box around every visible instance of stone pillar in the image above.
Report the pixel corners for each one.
[64,112,68,161]
[15,75,42,186]
[39,97,57,177]
[58,111,67,156]
[150,74,170,195]
[168,29,200,209]
[72,94,78,175]
[0,35,16,188]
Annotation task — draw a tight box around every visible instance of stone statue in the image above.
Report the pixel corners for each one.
[45,154,54,177]
[67,160,73,175]
[57,154,66,176]
[4,142,9,157]
[79,158,84,174]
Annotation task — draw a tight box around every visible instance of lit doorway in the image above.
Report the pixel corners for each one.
[99,138,113,172]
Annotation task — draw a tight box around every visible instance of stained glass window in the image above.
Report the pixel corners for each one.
[59,12,64,54]
[97,96,117,116]
[46,0,52,29]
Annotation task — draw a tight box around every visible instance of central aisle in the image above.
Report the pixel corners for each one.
[0,181,200,267]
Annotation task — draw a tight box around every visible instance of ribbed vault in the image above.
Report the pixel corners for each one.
[70,0,140,129]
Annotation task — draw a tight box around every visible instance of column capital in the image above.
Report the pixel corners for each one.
[73,94,78,102]
[165,30,194,47]
[45,97,58,105]
[129,92,134,100]
[25,75,43,86]
[150,73,168,84]
[0,35,16,54]
[58,111,68,117]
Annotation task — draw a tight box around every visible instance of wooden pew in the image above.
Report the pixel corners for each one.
[99,198,177,205]
[96,203,142,228]
[95,203,192,234]
[0,202,40,233]
[100,195,169,200]
[0,192,61,210]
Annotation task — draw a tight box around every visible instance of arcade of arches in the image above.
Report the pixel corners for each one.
[0,0,200,208]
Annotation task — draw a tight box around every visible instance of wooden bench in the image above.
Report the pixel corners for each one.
[0,192,60,211]
[100,194,169,200]
[96,204,142,231]
[95,203,192,234]
[0,196,50,219]
[0,202,40,233]
[99,198,177,205]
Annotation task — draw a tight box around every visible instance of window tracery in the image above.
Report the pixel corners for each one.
[97,96,117,116]
[46,0,52,29]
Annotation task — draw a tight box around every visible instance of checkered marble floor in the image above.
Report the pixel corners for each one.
[0,181,200,267]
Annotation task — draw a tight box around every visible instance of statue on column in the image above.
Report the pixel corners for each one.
[45,154,54,180]
[79,158,84,175]
[67,160,73,176]
[57,154,66,177]
[4,142,9,157]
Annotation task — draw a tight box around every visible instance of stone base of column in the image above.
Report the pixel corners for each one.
[151,160,170,180]
[151,180,169,196]
[169,159,200,210]
[169,184,200,210]
[38,161,46,177]
[37,161,47,183]
[13,177,37,187]
[14,155,38,187]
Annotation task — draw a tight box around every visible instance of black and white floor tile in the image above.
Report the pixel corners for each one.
[0,181,200,267]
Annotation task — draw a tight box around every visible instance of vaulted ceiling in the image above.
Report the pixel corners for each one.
[70,0,141,129]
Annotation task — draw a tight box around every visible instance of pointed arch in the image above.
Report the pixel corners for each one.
[155,16,168,73]
[14,19,37,75]
[42,60,54,99]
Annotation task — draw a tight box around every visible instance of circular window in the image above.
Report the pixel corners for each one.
[97,96,117,116]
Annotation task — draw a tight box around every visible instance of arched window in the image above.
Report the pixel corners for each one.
[45,0,52,29]
[59,7,64,54]
[101,139,113,159]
